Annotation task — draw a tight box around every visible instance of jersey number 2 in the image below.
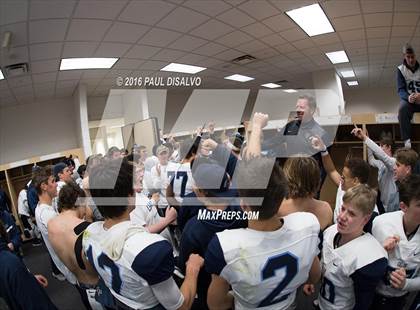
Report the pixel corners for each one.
[258,252,298,307]
[98,253,122,294]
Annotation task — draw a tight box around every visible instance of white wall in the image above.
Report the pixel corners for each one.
[0,98,78,164]
[343,87,399,114]
[87,96,124,121]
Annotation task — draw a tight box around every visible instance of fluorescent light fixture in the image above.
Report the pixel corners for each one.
[285,3,334,37]
[160,63,206,74]
[60,58,118,70]
[340,70,355,78]
[0,69,4,80]
[262,83,282,88]
[283,89,298,93]
[347,81,359,86]
[224,74,254,82]
[326,50,349,64]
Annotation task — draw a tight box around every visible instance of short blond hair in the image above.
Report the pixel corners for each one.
[342,184,377,215]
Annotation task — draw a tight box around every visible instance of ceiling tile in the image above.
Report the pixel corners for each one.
[174,53,206,65]
[339,29,366,41]
[260,33,286,46]
[82,70,109,79]
[0,1,27,26]
[103,22,150,43]
[216,30,253,47]
[74,0,128,19]
[274,43,296,54]
[332,15,363,31]
[367,38,389,47]
[213,48,244,61]
[112,58,144,70]
[30,43,63,61]
[193,42,228,56]
[236,40,269,53]
[139,28,182,47]
[94,43,132,57]
[0,23,27,47]
[7,76,32,88]
[311,33,341,46]
[344,40,367,49]
[318,43,345,52]
[66,19,112,41]
[262,14,295,32]
[151,49,186,61]
[182,0,232,17]
[105,69,133,78]
[29,19,68,43]
[321,1,360,18]
[62,42,99,58]
[237,1,279,20]
[280,28,307,42]
[217,8,255,28]
[32,72,57,83]
[57,70,83,81]
[366,27,391,39]
[241,22,274,38]
[292,39,316,50]
[361,0,393,13]
[119,1,176,25]
[30,1,76,19]
[124,45,161,59]
[364,13,393,28]
[138,60,168,71]
[394,0,420,12]
[157,7,209,32]
[168,35,208,51]
[31,59,59,74]
[1,46,29,65]
[393,13,419,26]
[391,26,416,37]
[190,19,234,40]
[302,47,322,56]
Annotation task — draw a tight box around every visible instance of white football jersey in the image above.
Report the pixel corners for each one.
[318,225,387,310]
[83,221,183,310]
[372,211,420,297]
[398,64,420,94]
[165,161,194,203]
[206,212,320,310]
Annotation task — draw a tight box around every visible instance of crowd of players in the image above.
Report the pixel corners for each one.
[0,44,420,310]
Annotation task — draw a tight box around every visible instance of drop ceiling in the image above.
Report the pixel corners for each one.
[0,0,419,107]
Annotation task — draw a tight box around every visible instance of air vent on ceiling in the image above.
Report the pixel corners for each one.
[274,80,288,84]
[4,62,29,77]
[231,54,256,65]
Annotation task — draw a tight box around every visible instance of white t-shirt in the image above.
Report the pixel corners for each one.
[17,189,29,216]
[35,202,77,284]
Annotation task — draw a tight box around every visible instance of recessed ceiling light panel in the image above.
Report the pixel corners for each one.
[262,83,282,88]
[160,63,206,74]
[224,74,254,82]
[286,3,334,37]
[60,58,118,70]
[326,50,349,64]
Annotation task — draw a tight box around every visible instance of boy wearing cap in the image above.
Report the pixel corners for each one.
[397,43,420,148]
[178,162,247,309]
[151,145,170,208]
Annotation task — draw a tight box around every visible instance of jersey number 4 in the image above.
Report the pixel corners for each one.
[258,252,298,307]
[408,81,420,93]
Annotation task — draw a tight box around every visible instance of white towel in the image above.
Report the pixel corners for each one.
[101,221,146,261]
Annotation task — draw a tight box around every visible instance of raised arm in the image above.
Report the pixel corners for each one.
[244,112,268,160]
[311,136,341,187]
